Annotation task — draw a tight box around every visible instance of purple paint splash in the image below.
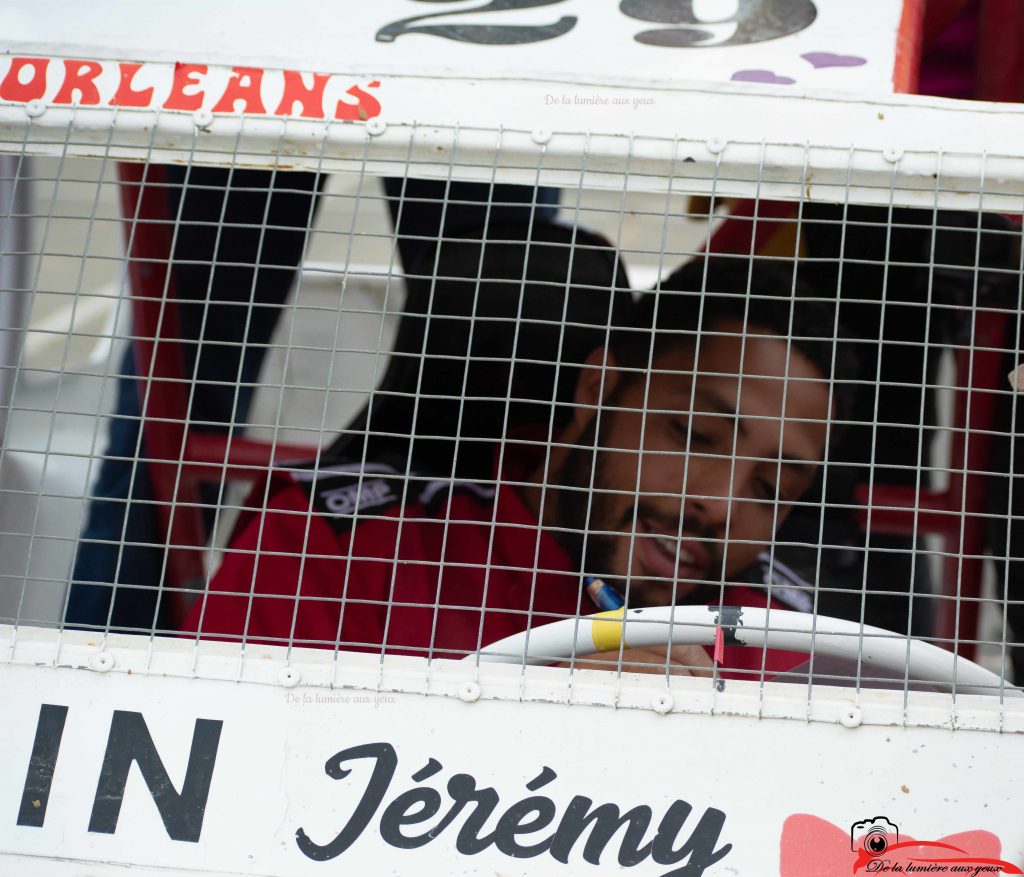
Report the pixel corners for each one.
[801,52,867,69]
[731,69,796,85]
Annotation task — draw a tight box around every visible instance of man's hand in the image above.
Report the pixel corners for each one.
[559,644,715,677]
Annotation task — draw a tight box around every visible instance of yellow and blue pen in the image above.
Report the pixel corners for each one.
[584,575,625,611]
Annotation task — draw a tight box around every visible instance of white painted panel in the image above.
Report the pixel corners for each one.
[1,626,1022,875]
[0,1,906,95]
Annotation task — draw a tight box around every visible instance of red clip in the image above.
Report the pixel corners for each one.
[713,626,725,664]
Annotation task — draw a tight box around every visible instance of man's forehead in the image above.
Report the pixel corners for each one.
[648,330,826,394]
[655,323,816,370]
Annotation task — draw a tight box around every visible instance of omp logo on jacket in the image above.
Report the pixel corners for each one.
[319,478,396,516]
[288,461,405,526]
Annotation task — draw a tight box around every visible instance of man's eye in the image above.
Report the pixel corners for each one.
[757,477,780,502]
[675,422,709,446]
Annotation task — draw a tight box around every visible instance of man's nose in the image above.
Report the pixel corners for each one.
[682,456,740,533]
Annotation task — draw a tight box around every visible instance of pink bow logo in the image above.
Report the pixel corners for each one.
[780,814,1022,875]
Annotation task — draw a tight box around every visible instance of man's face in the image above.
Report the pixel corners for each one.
[555,318,831,606]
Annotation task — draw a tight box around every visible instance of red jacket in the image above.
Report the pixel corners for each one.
[184,451,809,677]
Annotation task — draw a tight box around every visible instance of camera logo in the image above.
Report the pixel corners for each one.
[851,817,899,857]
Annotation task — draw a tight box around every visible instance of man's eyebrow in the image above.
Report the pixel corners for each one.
[778,454,813,476]
[690,387,736,415]
[690,388,747,436]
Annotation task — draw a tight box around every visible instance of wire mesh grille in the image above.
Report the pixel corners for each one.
[2,114,1022,713]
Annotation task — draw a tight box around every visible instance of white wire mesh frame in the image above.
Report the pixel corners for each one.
[1,103,1023,725]
[4,624,1023,734]
[6,89,1024,211]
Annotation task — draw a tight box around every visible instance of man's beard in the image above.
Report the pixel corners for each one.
[552,413,723,606]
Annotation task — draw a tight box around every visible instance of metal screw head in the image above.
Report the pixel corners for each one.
[193,109,214,130]
[458,680,481,703]
[278,666,301,688]
[651,692,675,715]
[531,128,552,145]
[366,117,387,136]
[882,146,903,164]
[89,652,114,673]
[25,100,46,118]
[840,705,863,728]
